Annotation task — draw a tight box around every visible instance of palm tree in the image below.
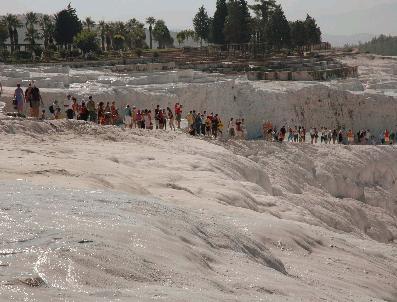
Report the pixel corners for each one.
[105,23,114,50]
[39,15,55,49]
[25,12,38,28]
[2,14,21,52]
[25,26,40,47]
[146,17,156,49]
[113,21,126,35]
[98,20,106,51]
[25,12,39,47]
[125,19,146,49]
[83,17,95,31]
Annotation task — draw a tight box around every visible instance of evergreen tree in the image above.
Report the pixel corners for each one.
[359,35,397,56]
[304,14,321,44]
[224,0,251,44]
[250,0,277,43]
[238,0,251,44]
[193,6,210,46]
[152,20,173,49]
[290,20,307,47]
[126,18,146,49]
[54,4,82,48]
[211,0,228,44]
[266,5,290,49]
[224,0,242,44]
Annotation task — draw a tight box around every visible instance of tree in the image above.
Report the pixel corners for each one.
[176,29,197,47]
[146,17,156,49]
[105,23,113,50]
[224,0,241,44]
[83,17,95,31]
[13,28,19,49]
[74,30,99,54]
[24,12,40,46]
[98,21,106,51]
[176,31,186,46]
[126,19,146,49]
[266,5,290,49]
[249,0,277,44]
[152,20,173,49]
[250,0,277,24]
[113,21,126,35]
[193,6,210,46]
[25,26,40,46]
[210,0,228,45]
[304,14,321,44]
[2,14,22,52]
[359,35,397,56]
[238,0,251,44]
[224,0,251,44]
[0,22,9,45]
[113,34,125,50]
[40,15,55,49]
[290,20,307,47]
[25,12,38,28]
[54,4,82,49]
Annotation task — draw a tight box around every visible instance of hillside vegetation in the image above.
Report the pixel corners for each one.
[359,35,397,56]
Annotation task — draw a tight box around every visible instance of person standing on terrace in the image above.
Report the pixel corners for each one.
[14,83,24,114]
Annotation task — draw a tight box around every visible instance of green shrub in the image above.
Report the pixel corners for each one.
[73,30,100,54]
[135,48,143,57]
[113,34,125,51]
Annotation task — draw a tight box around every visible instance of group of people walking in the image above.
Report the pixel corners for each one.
[9,82,397,145]
[13,82,43,118]
[48,95,120,125]
[123,103,182,131]
[11,83,237,139]
[263,122,397,145]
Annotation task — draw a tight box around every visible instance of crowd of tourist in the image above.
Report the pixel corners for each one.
[263,122,397,145]
[7,81,397,145]
[11,82,242,138]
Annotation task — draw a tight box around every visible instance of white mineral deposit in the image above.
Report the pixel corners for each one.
[0,54,396,301]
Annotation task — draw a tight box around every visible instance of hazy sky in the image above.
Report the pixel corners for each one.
[1,0,396,34]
